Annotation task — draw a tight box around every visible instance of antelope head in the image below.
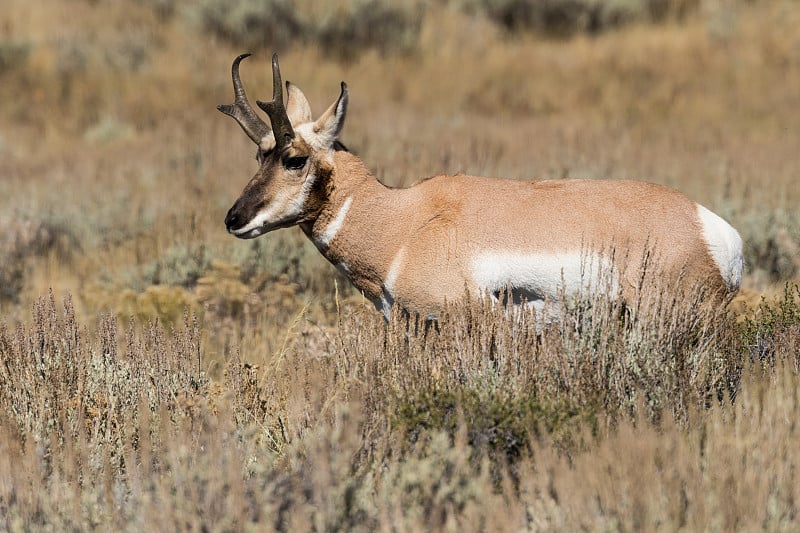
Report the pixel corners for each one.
[219,53,348,238]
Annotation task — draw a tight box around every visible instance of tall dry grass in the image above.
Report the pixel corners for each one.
[2,0,799,325]
[0,283,798,530]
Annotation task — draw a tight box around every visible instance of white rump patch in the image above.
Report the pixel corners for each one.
[696,204,744,290]
[317,197,352,248]
[470,251,617,311]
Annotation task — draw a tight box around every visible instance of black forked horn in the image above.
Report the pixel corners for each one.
[217,53,271,145]
[257,53,295,150]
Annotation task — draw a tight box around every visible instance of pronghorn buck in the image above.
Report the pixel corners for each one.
[219,53,743,321]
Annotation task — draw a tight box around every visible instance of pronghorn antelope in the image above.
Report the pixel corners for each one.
[219,53,743,321]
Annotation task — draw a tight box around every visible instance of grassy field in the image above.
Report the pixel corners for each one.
[1,0,800,529]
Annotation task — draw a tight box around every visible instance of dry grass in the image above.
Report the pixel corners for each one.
[1,0,800,529]
[0,283,798,530]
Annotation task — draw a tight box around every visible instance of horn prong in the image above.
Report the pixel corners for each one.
[218,53,271,145]
[256,53,296,149]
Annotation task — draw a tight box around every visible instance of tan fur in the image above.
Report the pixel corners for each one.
[301,153,727,316]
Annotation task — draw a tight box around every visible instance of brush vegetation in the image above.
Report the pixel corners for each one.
[0,285,799,530]
[1,0,799,529]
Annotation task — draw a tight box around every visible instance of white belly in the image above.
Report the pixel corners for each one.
[470,250,618,312]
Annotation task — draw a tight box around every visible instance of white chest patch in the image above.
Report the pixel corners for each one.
[695,204,744,291]
[317,197,352,248]
[470,251,617,307]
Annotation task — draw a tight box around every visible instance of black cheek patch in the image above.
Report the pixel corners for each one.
[315,163,334,200]
[301,162,334,221]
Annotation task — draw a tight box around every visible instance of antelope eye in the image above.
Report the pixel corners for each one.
[284,156,308,171]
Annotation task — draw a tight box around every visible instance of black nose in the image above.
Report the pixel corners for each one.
[225,207,242,232]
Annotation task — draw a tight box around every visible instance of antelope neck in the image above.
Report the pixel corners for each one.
[301,152,400,302]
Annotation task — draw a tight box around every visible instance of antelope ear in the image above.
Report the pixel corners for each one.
[286,81,312,125]
[313,82,348,147]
